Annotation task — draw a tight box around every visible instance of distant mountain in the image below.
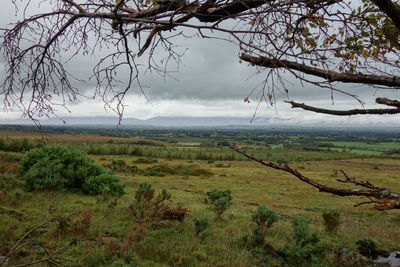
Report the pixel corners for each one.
[139,116,271,126]
[0,116,272,126]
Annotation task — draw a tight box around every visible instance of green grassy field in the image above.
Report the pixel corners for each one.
[0,128,399,266]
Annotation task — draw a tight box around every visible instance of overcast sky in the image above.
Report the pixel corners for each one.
[1,1,400,126]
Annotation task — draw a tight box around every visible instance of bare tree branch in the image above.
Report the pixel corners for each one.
[284,100,400,115]
[1,217,72,267]
[376,97,400,108]
[231,145,400,211]
[240,54,400,88]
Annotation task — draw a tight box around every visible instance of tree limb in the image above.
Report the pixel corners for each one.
[284,100,400,116]
[230,145,400,211]
[1,217,71,267]
[376,97,400,108]
[240,54,400,88]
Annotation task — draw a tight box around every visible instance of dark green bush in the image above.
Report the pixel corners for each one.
[107,159,138,173]
[286,216,321,265]
[112,159,126,166]
[206,189,232,218]
[135,182,155,202]
[134,157,158,164]
[206,189,232,203]
[217,141,230,147]
[128,165,140,173]
[83,173,125,196]
[292,216,319,247]
[322,209,340,233]
[20,145,124,195]
[146,163,213,177]
[251,205,278,236]
[128,147,143,156]
[356,239,380,258]
[143,167,165,177]
[194,218,209,236]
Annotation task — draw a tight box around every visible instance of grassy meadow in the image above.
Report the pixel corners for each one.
[0,126,400,266]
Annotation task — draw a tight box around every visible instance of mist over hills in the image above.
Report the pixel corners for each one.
[0,115,398,128]
[0,116,274,126]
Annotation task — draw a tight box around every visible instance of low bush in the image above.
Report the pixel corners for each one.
[356,238,386,259]
[322,209,340,233]
[106,159,140,174]
[146,163,213,177]
[251,205,278,237]
[20,145,124,196]
[82,173,125,196]
[206,189,232,219]
[129,183,188,225]
[134,157,158,164]
[194,218,209,236]
[128,165,140,173]
[214,163,230,168]
[285,216,322,265]
[143,167,165,177]
[112,159,126,165]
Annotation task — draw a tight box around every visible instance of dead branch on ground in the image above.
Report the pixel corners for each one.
[1,217,74,267]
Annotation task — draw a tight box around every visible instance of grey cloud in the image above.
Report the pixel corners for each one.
[1,1,400,122]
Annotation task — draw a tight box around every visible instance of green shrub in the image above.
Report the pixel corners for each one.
[128,147,143,156]
[206,189,232,219]
[20,145,124,195]
[217,141,230,147]
[82,173,124,196]
[107,159,135,173]
[206,189,231,203]
[251,205,278,236]
[286,216,321,265]
[143,167,165,177]
[292,216,319,246]
[129,183,187,225]
[322,209,340,233]
[112,159,126,166]
[135,182,155,202]
[356,238,380,258]
[241,206,278,251]
[146,163,213,177]
[194,218,209,236]
[128,165,140,173]
[134,157,158,164]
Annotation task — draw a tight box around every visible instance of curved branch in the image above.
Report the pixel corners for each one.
[284,100,400,115]
[240,54,400,88]
[230,145,400,210]
[62,0,86,14]
[193,0,268,22]
[376,97,400,108]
